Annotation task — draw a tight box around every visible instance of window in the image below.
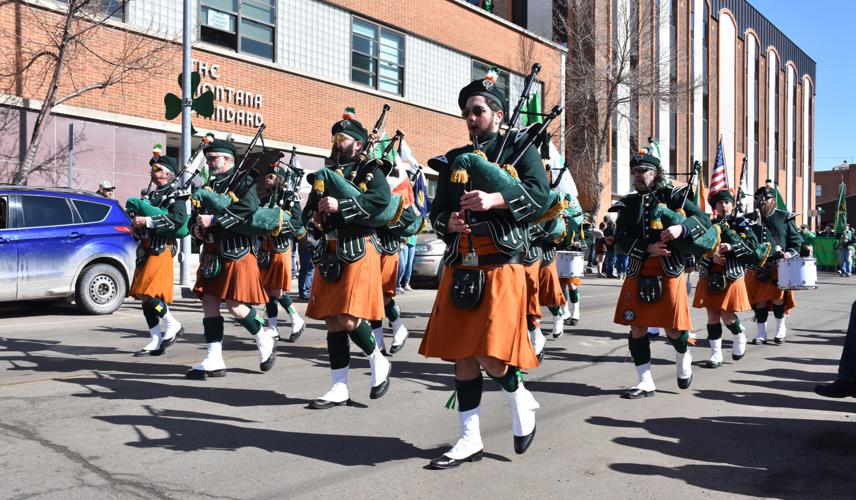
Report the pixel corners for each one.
[73,200,110,224]
[352,19,405,96]
[816,185,822,199]
[669,0,677,175]
[471,61,510,99]
[201,0,276,61]
[701,1,709,178]
[57,0,124,20]
[792,71,798,176]
[21,196,73,228]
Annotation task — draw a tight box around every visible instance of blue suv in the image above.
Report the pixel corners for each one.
[0,186,136,314]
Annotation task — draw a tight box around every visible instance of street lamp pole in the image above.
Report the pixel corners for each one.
[179,0,192,286]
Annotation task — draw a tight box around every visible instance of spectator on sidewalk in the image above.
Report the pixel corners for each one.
[815,299,856,398]
[603,219,617,278]
[594,223,606,276]
[297,235,316,300]
[835,224,854,277]
[97,180,115,199]
[398,234,417,292]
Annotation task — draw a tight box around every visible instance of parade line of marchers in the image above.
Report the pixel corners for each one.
[121,65,812,471]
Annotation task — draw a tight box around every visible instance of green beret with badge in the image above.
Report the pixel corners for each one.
[331,107,368,143]
[458,67,509,118]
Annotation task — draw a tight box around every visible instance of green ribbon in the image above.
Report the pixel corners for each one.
[444,391,457,410]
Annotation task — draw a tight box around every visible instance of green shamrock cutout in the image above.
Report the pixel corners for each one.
[164,71,215,135]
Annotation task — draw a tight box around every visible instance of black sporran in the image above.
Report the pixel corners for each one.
[450,268,485,310]
[200,252,222,279]
[318,251,342,283]
[706,271,728,294]
[637,275,663,304]
[755,265,772,283]
[257,250,272,270]
[135,245,148,267]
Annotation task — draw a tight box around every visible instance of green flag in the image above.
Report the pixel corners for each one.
[521,93,542,127]
[370,132,398,162]
[834,182,848,233]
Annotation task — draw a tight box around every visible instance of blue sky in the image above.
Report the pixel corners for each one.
[750,0,856,171]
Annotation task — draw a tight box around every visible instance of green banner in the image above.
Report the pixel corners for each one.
[813,237,855,269]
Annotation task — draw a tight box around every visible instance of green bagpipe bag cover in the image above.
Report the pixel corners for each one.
[649,204,720,257]
[309,168,402,228]
[388,204,425,237]
[125,197,189,238]
[191,188,233,214]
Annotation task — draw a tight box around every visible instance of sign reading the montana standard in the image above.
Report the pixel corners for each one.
[193,59,264,128]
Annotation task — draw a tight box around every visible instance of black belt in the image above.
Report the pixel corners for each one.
[469,223,492,236]
[452,252,522,267]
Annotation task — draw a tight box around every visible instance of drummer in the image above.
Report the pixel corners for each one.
[745,186,803,344]
[555,206,587,328]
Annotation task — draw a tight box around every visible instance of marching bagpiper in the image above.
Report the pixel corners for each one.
[128,153,189,356]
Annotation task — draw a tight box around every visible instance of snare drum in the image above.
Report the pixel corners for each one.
[777,257,818,290]
[556,251,585,278]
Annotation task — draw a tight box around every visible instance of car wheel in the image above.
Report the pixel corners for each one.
[75,263,126,315]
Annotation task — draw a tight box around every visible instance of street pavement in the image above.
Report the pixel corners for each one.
[0,273,854,499]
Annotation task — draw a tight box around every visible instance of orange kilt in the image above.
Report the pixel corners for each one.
[538,261,566,307]
[193,244,268,305]
[745,268,796,314]
[259,245,292,292]
[523,262,541,317]
[614,256,692,330]
[306,239,384,321]
[419,236,538,370]
[559,277,582,287]
[692,264,751,312]
[129,243,174,303]
[380,252,400,298]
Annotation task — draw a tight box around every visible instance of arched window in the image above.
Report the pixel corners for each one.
[745,32,759,203]
[767,49,779,184]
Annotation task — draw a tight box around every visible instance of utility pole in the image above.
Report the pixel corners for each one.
[179,0,192,286]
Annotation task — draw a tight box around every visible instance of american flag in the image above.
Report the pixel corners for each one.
[710,138,728,195]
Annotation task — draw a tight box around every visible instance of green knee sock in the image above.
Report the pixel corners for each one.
[265,299,278,319]
[670,331,690,354]
[755,307,769,323]
[548,306,561,316]
[628,335,651,366]
[707,323,723,340]
[725,318,743,335]
[327,331,350,369]
[455,375,483,411]
[237,307,264,335]
[562,287,570,302]
[384,299,399,322]
[569,289,580,303]
[488,367,520,393]
[277,294,295,314]
[347,320,376,355]
[202,316,224,343]
[142,301,159,329]
[772,303,786,319]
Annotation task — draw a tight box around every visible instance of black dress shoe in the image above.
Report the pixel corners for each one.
[513,425,536,455]
[260,350,277,372]
[288,325,305,342]
[773,337,785,345]
[622,387,656,399]
[370,376,390,399]
[185,368,227,380]
[552,330,563,339]
[308,398,351,409]
[389,336,407,354]
[751,338,767,345]
[569,318,579,326]
[703,360,722,368]
[536,350,544,363]
[427,450,483,470]
[151,327,185,356]
[133,349,155,357]
[814,379,856,398]
[677,374,693,390]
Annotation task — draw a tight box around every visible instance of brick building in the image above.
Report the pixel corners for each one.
[499,0,817,226]
[0,0,566,203]
[815,163,856,205]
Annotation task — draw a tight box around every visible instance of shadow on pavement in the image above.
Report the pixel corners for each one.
[587,415,856,499]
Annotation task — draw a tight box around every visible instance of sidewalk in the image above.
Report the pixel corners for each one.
[172,252,199,298]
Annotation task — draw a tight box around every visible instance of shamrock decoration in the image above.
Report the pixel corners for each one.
[164,71,215,135]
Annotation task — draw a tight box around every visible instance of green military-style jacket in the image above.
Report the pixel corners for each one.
[146,184,189,238]
[612,185,711,277]
[301,161,391,236]
[748,208,802,257]
[698,214,767,281]
[259,193,304,252]
[428,131,550,262]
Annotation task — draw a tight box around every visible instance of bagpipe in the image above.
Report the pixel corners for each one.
[124,135,214,239]
[264,147,306,239]
[306,106,408,229]
[190,124,289,237]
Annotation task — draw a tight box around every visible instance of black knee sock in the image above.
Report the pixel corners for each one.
[707,323,723,340]
[488,367,520,393]
[347,320,376,355]
[755,307,769,323]
[455,375,483,412]
[725,318,743,335]
[527,316,537,332]
[202,316,224,343]
[370,319,383,329]
[628,335,651,366]
[569,289,580,303]
[548,306,561,316]
[277,294,295,314]
[384,299,399,321]
[327,331,350,369]
[149,297,167,318]
[670,331,690,354]
[772,304,786,319]
[265,299,278,319]
[142,301,159,329]
[237,307,263,335]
